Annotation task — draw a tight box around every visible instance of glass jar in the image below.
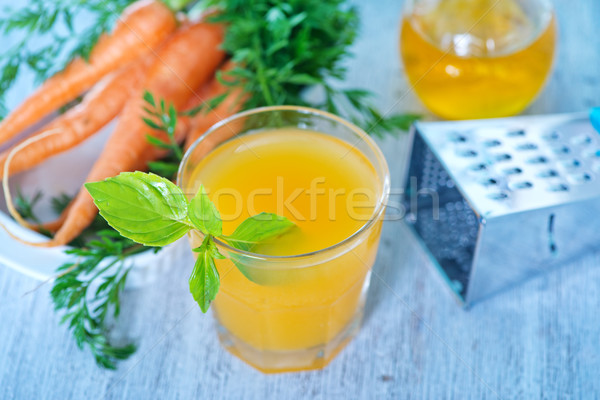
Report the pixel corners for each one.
[400,0,557,120]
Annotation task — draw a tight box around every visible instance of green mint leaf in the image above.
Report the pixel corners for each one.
[225,212,295,251]
[85,171,192,247]
[189,236,221,313]
[188,185,222,237]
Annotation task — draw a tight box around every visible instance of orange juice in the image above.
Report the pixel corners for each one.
[186,126,385,372]
[400,0,556,119]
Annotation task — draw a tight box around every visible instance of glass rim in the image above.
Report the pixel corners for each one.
[177,105,391,262]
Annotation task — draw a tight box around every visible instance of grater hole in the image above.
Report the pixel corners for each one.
[506,129,526,137]
[457,149,478,157]
[488,192,509,200]
[516,143,538,151]
[527,156,548,164]
[571,135,592,146]
[503,167,523,175]
[538,169,559,178]
[494,153,512,162]
[548,183,569,192]
[480,178,498,186]
[566,172,592,184]
[543,131,560,141]
[561,159,581,169]
[509,181,533,190]
[551,145,570,155]
[449,132,468,142]
[483,139,502,148]
[470,163,487,171]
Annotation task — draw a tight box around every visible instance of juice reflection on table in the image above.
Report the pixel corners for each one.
[400,0,557,120]
[185,123,386,373]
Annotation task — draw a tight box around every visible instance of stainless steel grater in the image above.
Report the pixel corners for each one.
[402,112,600,306]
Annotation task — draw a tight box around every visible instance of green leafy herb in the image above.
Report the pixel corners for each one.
[142,91,184,178]
[50,192,73,215]
[51,229,146,369]
[199,0,419,137]
[86,172,296,312]
[14,188,43,225]
[142,91,182,159]
[12,189,56,237]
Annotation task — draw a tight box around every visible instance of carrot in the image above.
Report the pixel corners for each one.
[44,22,225,246]
[184,61,244,150]
[0,55,154,178]
[39,75,209,235]
[0,0,177,146]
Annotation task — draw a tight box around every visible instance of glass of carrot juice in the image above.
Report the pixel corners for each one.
[177,106,390,373]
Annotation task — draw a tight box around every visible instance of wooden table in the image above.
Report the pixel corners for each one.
[1,1,599,398]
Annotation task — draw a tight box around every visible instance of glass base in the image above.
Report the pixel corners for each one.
[215,309,364,373]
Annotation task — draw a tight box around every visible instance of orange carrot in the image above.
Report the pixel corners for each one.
[184,62,244,150]
[45,22,225,246]
[0,55,154,178]
[0,0,176,146]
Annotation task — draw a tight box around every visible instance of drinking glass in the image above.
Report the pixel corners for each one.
[177,106,390,373]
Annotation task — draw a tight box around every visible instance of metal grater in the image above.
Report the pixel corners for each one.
[402,112,600,306]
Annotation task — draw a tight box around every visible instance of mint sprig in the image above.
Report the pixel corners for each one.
[85,172,295,312]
